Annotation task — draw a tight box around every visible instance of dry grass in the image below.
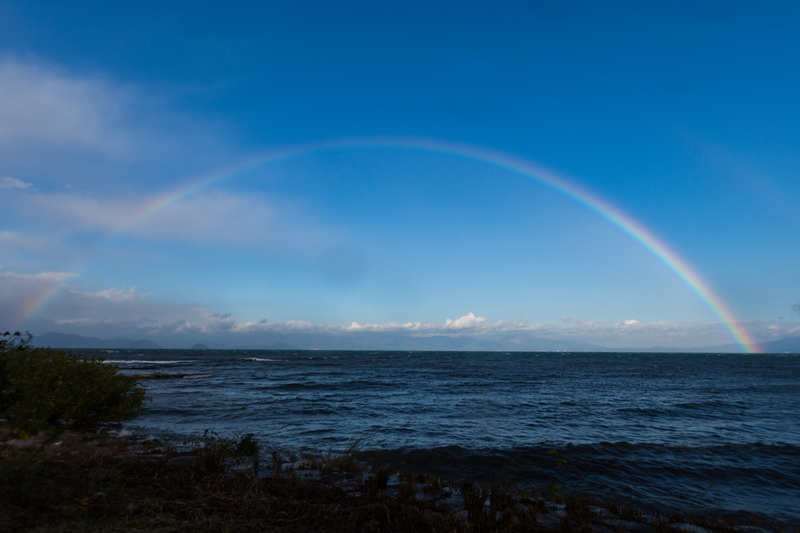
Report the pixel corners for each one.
[0,424,793,533]
[1,426,466,532]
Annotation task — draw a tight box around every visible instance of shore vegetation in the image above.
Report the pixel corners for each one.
[0,331,147,436]
[1,423,787,533]
[0,334,790,532]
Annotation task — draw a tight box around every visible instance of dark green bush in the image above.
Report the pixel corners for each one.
[1,331,147,427]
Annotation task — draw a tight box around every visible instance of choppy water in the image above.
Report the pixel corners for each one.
[93,350,800,524]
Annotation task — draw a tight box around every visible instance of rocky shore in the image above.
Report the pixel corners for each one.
[1,424,791,533]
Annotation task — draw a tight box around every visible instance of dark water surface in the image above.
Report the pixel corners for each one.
[95,350,800,524]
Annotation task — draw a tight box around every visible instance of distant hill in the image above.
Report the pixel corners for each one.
[758,336,800,353]
[654,336,800,354]
[221,331,605,352]
[32,332,162,349]
[25,331,800,353]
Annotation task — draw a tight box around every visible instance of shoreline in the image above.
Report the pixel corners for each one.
[2,423,795,533]
[116,420,800,528]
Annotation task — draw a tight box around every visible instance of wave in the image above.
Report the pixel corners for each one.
[359,441,800,522]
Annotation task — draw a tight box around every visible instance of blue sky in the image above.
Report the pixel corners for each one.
[1,1,798,349]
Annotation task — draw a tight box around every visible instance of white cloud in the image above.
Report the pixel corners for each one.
[3,273,792,349]
[0,57,234,190]
[0,176,32,189]
[335,313,487,334]
[0,58,131,154]
[228,313,770,349]
[445,312,486,329]
[93,287,150,302]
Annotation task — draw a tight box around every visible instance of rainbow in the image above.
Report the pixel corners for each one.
[18,290,57,326]
[15,278,70,331]
[19,137,760,353]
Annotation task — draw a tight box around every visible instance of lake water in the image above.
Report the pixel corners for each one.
[95,350,800,525]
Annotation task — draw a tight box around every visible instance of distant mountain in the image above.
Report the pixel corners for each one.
[26,331,800,353]
[32,332,162,349]
[758,336,800,353]
[655,336,800,354]
[236,331,605,352]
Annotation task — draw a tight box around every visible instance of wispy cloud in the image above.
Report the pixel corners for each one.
[0,271,212,332]
[0,58,132,155]
[0,270,77,327]
[0,230,55,253]
[0,56,234,189]
[2,273,791,350]
[0,177,32,189]
[0,270,77,285]
[6,189,338,252]
[6,269,790,350]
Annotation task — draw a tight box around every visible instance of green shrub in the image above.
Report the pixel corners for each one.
[0,332,32,417]
[1,331,148,427]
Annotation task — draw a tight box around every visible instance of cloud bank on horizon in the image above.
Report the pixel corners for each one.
[1,2,799,351]
[2,269,796,350]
